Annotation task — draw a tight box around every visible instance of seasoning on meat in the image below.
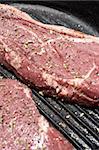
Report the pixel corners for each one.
[0,78,74,150]
[0,4,99,106]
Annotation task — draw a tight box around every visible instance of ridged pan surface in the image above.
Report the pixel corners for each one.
[0,3,99,150]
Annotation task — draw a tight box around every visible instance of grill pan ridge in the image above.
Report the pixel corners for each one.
[0,3,99,150]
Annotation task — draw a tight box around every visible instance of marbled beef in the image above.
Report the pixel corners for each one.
[0,4,99,106]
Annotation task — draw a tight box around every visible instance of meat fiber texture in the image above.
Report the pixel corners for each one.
[0,78,74,150]
[0,4,99,107]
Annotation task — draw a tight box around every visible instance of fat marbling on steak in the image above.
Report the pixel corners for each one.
[0,4,99,106]
[0,78,73,150]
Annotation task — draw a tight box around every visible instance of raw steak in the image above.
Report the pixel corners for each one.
[0,78,74,150]
[0,4,99,106]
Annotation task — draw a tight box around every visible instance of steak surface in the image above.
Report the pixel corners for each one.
[0,4,99,106]
[0,78,73,150]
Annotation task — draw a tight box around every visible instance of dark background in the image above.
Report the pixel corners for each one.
[0,1,99,33]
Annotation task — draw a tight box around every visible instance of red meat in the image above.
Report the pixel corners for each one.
[0,4,99,106]
[0,78,74,150]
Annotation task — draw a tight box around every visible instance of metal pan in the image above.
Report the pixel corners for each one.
[0,3,99,150]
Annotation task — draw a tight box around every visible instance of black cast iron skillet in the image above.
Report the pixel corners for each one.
[0,2,99,150]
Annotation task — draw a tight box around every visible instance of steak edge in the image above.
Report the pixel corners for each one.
[0,4,99,106]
